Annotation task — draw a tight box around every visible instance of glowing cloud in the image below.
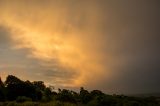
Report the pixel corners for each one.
[0,0,107,88]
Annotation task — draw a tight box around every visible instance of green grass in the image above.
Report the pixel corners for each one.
[0,101,77,106]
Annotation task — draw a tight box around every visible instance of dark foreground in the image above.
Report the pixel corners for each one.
[0,75,160,106]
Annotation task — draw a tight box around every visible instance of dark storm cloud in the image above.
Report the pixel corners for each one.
[89,0,160,94]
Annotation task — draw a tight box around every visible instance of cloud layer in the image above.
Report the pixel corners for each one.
[0,0,159,94]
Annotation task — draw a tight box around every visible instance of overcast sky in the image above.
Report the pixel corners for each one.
[0,0,159,94]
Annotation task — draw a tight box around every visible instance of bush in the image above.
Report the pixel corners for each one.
[16,96,32,103]
[21,102,39,106]
[6,102,16,106]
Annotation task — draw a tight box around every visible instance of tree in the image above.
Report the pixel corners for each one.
[90,90,104,97]
[32,81,46,91]
[5,75,24,100]
[0,77,5,101]
[57,89,76,103]
[80,87,91,104]
[4,75,43,101]
[5,75,23,86]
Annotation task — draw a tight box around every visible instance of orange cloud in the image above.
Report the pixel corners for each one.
[0,0,111,88]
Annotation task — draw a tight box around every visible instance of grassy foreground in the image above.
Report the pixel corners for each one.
[0,101,77,106]
[0,101,78,106]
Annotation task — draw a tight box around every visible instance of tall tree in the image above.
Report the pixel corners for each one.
[0,77,5,101]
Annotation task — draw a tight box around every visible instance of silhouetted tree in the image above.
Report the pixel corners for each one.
[5,75,24,100]
[5,75,43,101]
[80,87,91,104]
[5,75,22,86]
[0,77,5,101]
[90,90,104,97]
[32,81,46,91]
[57,89,76,103]
[0,75,158,106]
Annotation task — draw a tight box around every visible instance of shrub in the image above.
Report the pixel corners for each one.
[6,102,16,106]
[16,96,32,103]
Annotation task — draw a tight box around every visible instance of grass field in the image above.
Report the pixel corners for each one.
[0,101,77,106]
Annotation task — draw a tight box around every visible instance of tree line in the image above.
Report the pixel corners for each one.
[0,75,159,106]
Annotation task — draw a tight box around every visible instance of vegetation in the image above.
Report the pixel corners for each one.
[0,75,159,106]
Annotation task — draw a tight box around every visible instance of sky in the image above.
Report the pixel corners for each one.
[0,0,159,94]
